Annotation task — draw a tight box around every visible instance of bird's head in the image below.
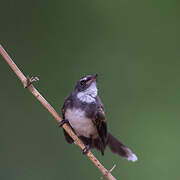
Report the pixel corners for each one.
[74,74,98,103]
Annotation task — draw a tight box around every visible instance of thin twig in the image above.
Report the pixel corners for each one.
[0,44,116,180]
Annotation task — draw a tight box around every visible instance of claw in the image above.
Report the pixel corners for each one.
[58,119,69,127]
[82,144,90,155]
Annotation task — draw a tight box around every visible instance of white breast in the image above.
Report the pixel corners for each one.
[65,108,98,138]
[77,82,97,103]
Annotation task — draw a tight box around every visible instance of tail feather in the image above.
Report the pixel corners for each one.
[107,133,138,162]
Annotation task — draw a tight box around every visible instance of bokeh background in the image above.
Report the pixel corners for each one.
[0,0,179,179]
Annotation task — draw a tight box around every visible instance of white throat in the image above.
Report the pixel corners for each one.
[77,82,97,103]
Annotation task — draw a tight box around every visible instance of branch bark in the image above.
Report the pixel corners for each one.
[0,44,116,180]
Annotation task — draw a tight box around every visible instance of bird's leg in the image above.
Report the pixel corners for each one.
[83,144,90,154]
[58,119,69,127]
[83,138,92,155]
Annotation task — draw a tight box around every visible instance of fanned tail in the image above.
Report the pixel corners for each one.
[107,133,138,162]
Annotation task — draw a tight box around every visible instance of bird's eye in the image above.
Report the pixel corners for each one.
[80,80,86,86]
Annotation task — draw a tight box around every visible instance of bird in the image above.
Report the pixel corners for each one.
[59,74,137,162]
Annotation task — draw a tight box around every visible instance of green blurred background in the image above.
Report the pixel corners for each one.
[0,0,179,179]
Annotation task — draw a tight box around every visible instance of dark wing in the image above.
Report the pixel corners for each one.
[94,96,108,149]
[61,94,74,144]
[61,94,72,119]
[96,95,104,110]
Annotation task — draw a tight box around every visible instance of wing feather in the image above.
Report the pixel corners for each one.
[94,96,108,148]
[61,94,74,144]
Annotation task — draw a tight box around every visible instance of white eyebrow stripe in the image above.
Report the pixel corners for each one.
[81,77,87,81]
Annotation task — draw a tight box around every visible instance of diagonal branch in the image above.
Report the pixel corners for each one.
[0,44,116,180]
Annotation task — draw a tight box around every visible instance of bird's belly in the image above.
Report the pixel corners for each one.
[65,108,98,138]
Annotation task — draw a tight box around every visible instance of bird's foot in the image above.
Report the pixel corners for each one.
[82,144,90,155]
[58,119,69,127]
[25,76,39,88]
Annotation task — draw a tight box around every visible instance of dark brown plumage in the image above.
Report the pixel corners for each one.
[60,74,137,161]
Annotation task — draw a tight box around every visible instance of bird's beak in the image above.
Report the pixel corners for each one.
[87,74,98,85]
[92,74,98,81]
